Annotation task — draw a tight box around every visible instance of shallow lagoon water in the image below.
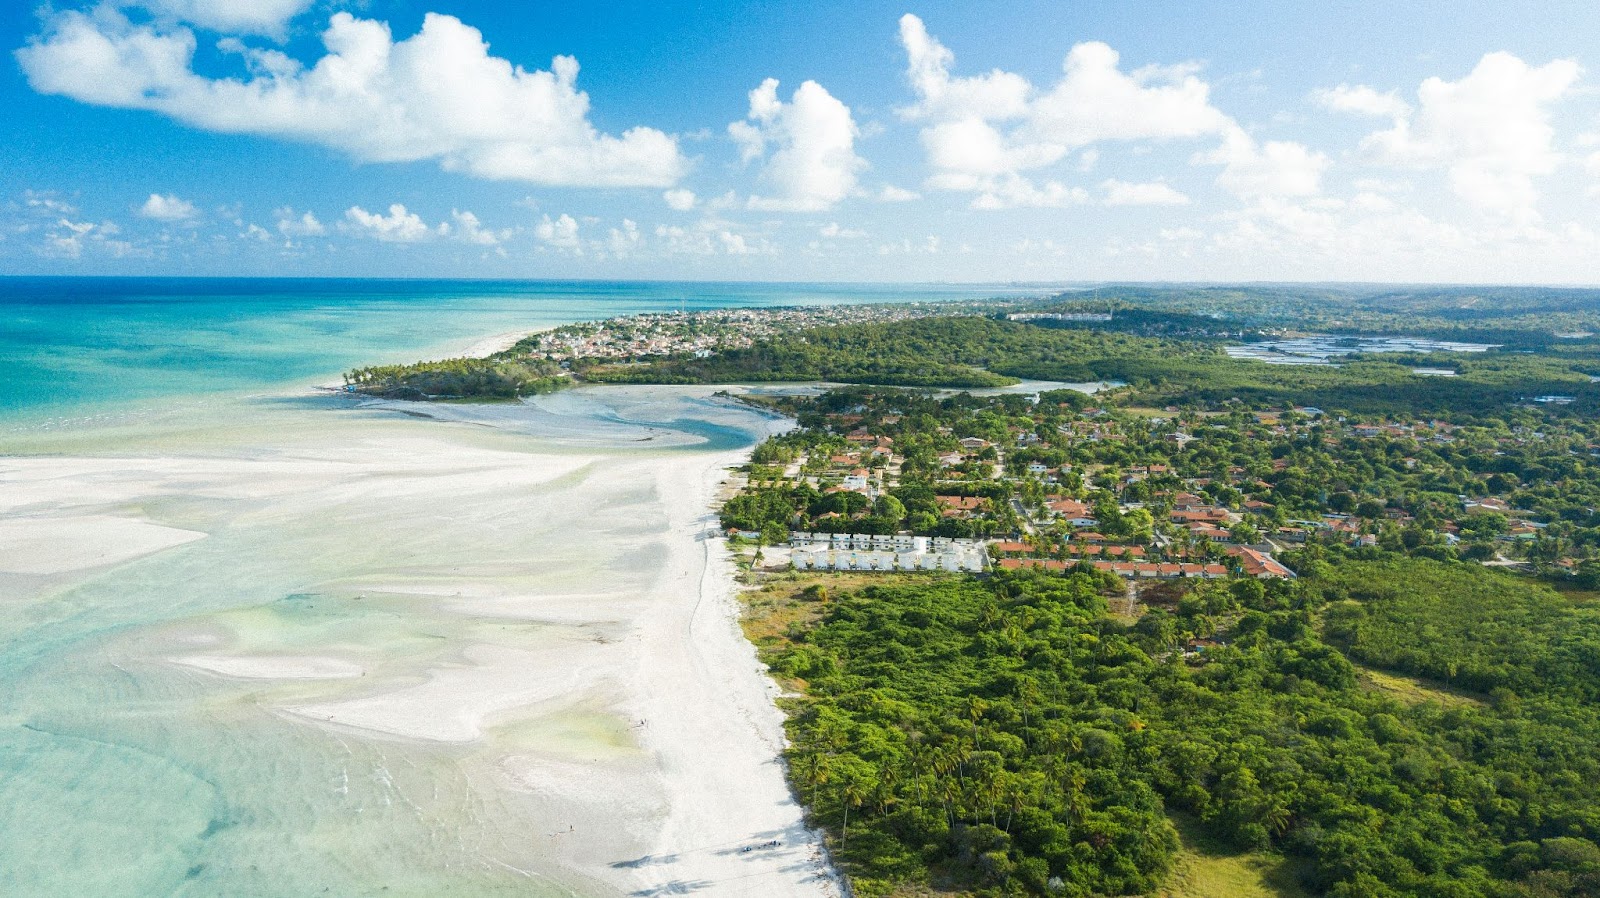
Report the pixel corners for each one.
[1,389,775,896]
[0,278,998,896]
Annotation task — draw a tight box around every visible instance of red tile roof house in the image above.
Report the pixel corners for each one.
[937,496,986,517]
[999,559,1070,571]
[1228,546,1296,579]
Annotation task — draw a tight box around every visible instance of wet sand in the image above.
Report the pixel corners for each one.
[0,386,837,897]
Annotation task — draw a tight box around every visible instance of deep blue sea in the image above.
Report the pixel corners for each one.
[0,277,1036,426]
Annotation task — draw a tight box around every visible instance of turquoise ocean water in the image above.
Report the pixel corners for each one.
[0,277,1025,427]
[0,278,1035,896]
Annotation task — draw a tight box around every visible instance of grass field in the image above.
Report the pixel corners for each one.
[1151,815,1317,898]
[1354,662,1487,709]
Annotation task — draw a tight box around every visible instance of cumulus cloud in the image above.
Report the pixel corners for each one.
[876,185,921,202]
[1205,128,1328,199]
[1314,84,1410,119]
[728,78,865,211]
[17,10,687,188]
[1101,179,1190,206]
[41,217,131,258]
[133,0,315,38]
[447,209,510,246]
[342,204,437,242]
[535,213,581,249]
[139,192,199,221]
[897,15,1320,208]
[275,207,325,237]
[819,222,866,239]
[972,176,1089,210]
[654,220,769,256]
[1333,52,1581,220]
[606,218,640,255]
[662,188,697,211]
[719,231,752,254]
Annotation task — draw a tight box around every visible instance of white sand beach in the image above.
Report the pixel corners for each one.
[0,386,837,897]
[460,328,548,359]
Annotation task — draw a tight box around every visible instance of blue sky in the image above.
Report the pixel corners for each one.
[6,0,1600,282]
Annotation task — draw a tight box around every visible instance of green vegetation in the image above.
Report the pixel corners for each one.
[349,286,1600,411]
[624,316,1600,416]
[730,376,1600,897]
[766,562,1600,898]
[344,356,567,400]
[1317,558,1600,701]
[351,285,1600,898]
[1154,814,1313,898]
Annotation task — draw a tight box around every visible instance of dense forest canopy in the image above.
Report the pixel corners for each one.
[614,316,1600,416]
[770,562,1600,898]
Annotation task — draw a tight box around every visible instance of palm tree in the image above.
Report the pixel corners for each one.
[839,775,870,850]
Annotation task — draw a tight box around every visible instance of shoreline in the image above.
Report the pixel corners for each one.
[457,328,547,359]
[619,408,843,897]
[0,375,842,896]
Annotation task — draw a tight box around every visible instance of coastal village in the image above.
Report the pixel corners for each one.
[722,385,1576,588]
[516,301,1006,365]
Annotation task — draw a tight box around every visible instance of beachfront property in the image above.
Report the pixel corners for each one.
[788,532,987,573]
[519,301,1013,366]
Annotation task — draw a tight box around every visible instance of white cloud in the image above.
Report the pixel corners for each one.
[719,231,751,254]
[1101,179,1190,206]
[819,222,866,239]
[1205,128,1328,199]
[876,185,920,202]
[607,218,640,255]
[897,16,1327,209]
[654,224,711,255]
[535,213,581,249]
[1202,190,1600,282]
[1314,84,1410,119]
[24,191,77,214]
[898,14,1236,205]
[447,209,509,246]
[41,217,131,258]
[342,204,437,242]
[971,176,1089,210]
[275,207,325,237]
[662,188,697,211]
[1338,52,1581,220]
[132,0,315,38]
[17,10,687,188]
[139,192,199,221]
[729,78,865,212]
[898,14,1030,123]
[653,220,768,256]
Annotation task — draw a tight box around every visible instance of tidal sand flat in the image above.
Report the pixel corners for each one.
[0,386,836,896]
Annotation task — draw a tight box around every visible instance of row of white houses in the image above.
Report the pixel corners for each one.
[791,548,988,573]
[788,532,982,553]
